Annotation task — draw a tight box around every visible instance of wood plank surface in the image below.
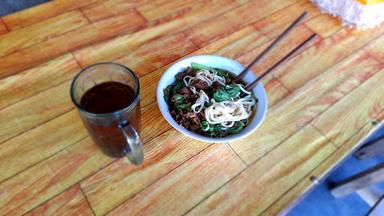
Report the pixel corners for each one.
[0,137,113,216]
[0,114,171,215]
[140,67,166,108]
[253,0,320,38]
[2,0,99,30]
[25,185,93,216]
[230,50,383,164]
[114,32,197,77]
[107,144,246,216]
[305,14,342,38]
[365,34,384,62]
[0,19,8,35]
[312,69,384,146]
[80,129,211,215]
[236,24,319,78]
[73,0,239,67]
[0,81,74,144]
[140,102,173,142]
[0,9,146,79]
[262,111,384,216]
[274,26,384,92]
[187,125,336,215]
[0,103,172,215]
[193,25,269,59]
[185,0,299,47]
[81,0,148,22]
[0,110,87,183]
[137,0,212,24]
[0,54,80,109]
[0,0,383,215]
[0,11,88,58]
[0,95,168,181]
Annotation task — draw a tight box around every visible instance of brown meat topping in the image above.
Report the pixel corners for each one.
[190,79,209,90]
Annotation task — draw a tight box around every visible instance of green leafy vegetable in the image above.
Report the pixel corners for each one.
[176,103,191,111]
[213,87,230,102]
[171,81,185,95]
[213,85,242,102]
[200,121,210,131]
[163,85,172,106]
[216,70,230,78]
[191,62,230,78]
[204,101,212,108]
[191,62,212,71]
[164,62,255,138]
[173,94,185,104]
[226,84,241,98]
[200,122,226,137]
[228,121,245,134]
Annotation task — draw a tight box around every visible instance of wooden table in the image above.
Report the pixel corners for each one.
[0,0,383,215]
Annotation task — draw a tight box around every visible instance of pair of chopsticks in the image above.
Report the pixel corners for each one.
[236,11,316,91]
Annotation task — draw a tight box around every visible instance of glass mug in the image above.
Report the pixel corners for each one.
[70,63,144,165]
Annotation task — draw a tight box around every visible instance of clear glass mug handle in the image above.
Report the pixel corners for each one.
[119,121,143,165]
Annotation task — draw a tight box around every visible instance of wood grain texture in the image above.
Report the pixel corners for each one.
[0,80,168,185]
[312,69,384,146]
[137,0,213,24]
[187,125,336,216]
[236,24,319,77]
[185,0,300,47]
[262,111,384,216]
[365,34,384,62]
[0,80,73,144]
[305,14,342,38]
[115,32,197,77]
[0,19,8,35]
[0,102,174,215]
[140,67,166,108]
[140,102,173,143]
[0,10,146,79]
[108,144,246,216]
[25,185,93,216]
[192,25,269,59]
[274,26,384,92]
[2,0,99,30]
[253,0,320,38]
[259,78,291,107]
[0,54,80,109]
[73,0,238,67]
[81,0,148,22]
[0,60,168,146]
[0,110,87,183]
[0,137,113,216]
[230,50,383,164]
[80,129,211,215]
[0,11,88,58]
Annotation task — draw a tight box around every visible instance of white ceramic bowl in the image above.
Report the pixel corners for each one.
[156,55,268,143]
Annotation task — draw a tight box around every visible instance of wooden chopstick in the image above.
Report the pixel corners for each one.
[235,11,308,82]
[245,33,317,91]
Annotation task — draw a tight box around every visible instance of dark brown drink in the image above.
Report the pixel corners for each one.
[80,81,141,157]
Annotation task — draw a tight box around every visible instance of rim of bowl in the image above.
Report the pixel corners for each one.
[156,55,268,143]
